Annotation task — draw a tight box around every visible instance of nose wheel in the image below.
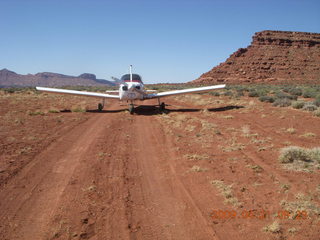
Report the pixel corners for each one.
[98,103,103,111]
[158,98,165,111]
[98,99,105,111]
[129,104,134,114]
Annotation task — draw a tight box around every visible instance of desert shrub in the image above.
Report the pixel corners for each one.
[302,102,317,112]
[273,98,292,107]
[291,101,305,109]
[279,146,312,163]
[259,96,275,103]
[48,109,60,113]
[246,85,271,97]
[282,86,292,93]
[313,95,320,107]
[223,91,233,97]
[275,92,297,100]
[313,108,320,117]
[71,107,86,112]
[236,90,244,97]
[209,92,220,96]
[302,88,318,98]
[309,148,320,163]
[248,90,259,97]
[288,88,303,96]
[282,86,302,96]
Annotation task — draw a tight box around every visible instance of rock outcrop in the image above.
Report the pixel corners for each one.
[193,30,320,84]
[0,69,115,87]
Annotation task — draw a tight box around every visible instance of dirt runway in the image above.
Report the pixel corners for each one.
[0,95,319,240]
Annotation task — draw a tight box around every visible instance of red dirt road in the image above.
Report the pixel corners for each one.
[0,94,320,240]
[0,101,218,240]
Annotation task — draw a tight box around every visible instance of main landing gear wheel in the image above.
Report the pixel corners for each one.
[98,103,104,111]
[129,104,134,115]
[160,102,166,111]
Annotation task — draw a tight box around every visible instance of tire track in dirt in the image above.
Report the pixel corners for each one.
[0,112,114,240]
[124,113,218,240]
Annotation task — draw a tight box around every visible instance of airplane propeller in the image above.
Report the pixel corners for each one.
[111,76,127,85]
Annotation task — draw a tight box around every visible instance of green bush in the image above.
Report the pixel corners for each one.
[302,88,318,98]
[288,88,303,96]
[291,101,305,109]
[275,92,297,100]
[259,96,275,103]
[273,98,292,107]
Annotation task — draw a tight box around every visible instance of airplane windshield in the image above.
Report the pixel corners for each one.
[121,74,142,82]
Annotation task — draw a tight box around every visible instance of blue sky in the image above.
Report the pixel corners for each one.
[0,0,319,83]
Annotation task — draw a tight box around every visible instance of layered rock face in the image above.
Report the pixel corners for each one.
[193,30,320,84]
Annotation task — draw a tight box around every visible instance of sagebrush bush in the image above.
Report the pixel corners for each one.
[309,148,320,163]
[313,95,320,107]
[223,91,233,97]
[302,102,317,112]
[291,101,305,109]
[302,88,318,98]
[288,88,303,96]
[259,96,275,103]
[273,98,292,107]
[248,91,259,97]
[210,92,220,96]
[279,146,312,163]
[313,108,320,117]
[275,92,297,100]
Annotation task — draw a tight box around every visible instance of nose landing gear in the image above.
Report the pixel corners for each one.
[98,99,105,111]
[129,103,134,114]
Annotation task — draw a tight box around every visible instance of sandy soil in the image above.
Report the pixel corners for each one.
[0,91,319,240]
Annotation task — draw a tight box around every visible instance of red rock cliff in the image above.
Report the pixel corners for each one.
[193,30,320,84]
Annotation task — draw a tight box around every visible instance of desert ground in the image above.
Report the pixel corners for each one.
[0,89,319,240]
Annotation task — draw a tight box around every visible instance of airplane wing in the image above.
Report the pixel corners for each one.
[105,90,119,93]
[36,87,120,99]
[145,84,226,99]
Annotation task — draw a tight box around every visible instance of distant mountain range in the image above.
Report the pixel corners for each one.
[0,69,116,87]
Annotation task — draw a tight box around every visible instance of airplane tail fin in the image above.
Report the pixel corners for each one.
[129,65,133,82]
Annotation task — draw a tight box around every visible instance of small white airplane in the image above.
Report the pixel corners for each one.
[36,66,225,114]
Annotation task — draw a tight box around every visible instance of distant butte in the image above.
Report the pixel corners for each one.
[0,69,115,87]
[193,30,320,84]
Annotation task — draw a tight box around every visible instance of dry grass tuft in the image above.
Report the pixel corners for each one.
[280,193,320,219]
[211,180,242,207]
[263,221,281,233]
[286,128,296,134]
[184,154,209,161]
[190,165,208,172]
[246,164,263,173]
[300,132,316,138]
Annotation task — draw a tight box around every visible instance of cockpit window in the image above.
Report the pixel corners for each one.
[121,74,142,82]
